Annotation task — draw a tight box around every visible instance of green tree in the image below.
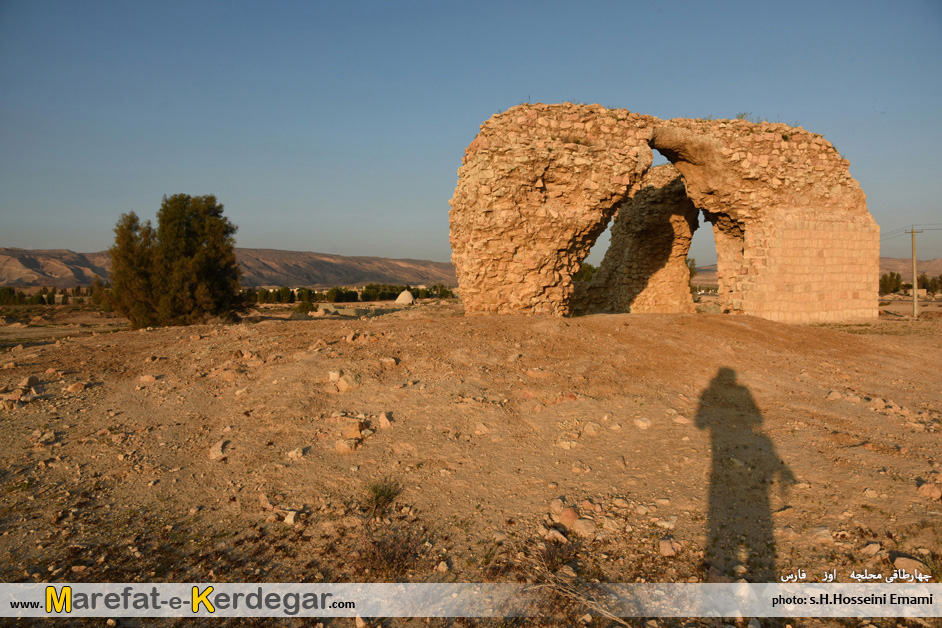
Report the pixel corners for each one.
[879,272,903,295]
[108,194,243,328]
[109,212,158,326]
[572,262,597,283]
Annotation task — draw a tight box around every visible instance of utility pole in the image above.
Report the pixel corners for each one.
[906,227,922,319]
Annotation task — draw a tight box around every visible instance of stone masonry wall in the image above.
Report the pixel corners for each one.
[449,105,653,315]
[449,103,880,321]
[574,165,699,314]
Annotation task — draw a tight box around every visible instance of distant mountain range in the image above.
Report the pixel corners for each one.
[2,247,938,290]
[0,247,456,289]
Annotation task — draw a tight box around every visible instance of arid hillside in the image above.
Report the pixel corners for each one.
[0,247,456,289]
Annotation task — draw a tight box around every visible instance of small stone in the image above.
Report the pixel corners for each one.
[66,382,86,393]
[436,560,450,573]
[335,439,358,454]
[328,370,342,382]
[545,528,568,544]
[826,390,843,400]
[614,455,627,469]
[860,542,881,556]
[559,506,580,528]
[893,556,929,575]
[493,531,508,542]
[140,374,157,383]
[209,440,228,461]
[633,417,651,430]
[287,448,305,460]
[917,482,942,500]
[19,375,39,388]
[474,422,489,435]
[582,421,602,436]
[672,415,691,424]
[659,537,681,557]
[570,518,597,537]
[341,420,366,439]
[355,616,368,628]
[379,357,399,368]
[284,511,298,525]
[378,412,393,429]
[2,362,15,370]
[612,498,629,509]
[337,374,360,392]
[549,498,566,514]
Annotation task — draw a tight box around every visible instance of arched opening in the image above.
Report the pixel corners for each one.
[688,213,719,309]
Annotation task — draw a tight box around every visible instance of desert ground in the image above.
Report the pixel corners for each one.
[1,301,941,628]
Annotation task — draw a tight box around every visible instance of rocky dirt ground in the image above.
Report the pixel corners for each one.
[1,302,940,628]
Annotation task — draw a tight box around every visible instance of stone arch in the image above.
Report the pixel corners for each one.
[449,104,879,322]
[573,164,700,314]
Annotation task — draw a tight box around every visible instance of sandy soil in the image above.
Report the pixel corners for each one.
[1,303,940,628]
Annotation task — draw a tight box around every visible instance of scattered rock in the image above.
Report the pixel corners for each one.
[545,528,568,544]
[633,417,651,429]
[19,375,39,388]
[582,421,602,436]
[140,375,157,383]
[2,362,15,370]
[341,420,367,439]
[826,390,843,400]
[378,357,399,369]
[436,560,450,573]
[893,556,929,575]
[570,518,597,537]
[378,412,393,429]
[287,448,305,460]
[335,439,359,454]
[860,542,882,556]
[66,382,86,393]
[659,537,682,557]
[474,422,489,435]
[209,440,229,461]
[917,482,942,500]
[559,507,580,528]
[337,374,360,392]
[328,370,342,382]
[284,511,298,526]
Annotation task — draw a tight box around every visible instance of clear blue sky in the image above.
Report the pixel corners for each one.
[1,0,940,265]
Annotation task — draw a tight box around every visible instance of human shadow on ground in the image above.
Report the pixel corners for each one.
[695,367,795,582]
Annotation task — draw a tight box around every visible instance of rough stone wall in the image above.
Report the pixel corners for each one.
[449,104,653,315]
[449,104,879,321]
[574,165,698,314]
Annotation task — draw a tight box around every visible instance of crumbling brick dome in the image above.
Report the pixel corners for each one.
[449,104,879,322]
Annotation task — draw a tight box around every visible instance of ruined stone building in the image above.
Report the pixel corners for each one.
[449,104,879,322]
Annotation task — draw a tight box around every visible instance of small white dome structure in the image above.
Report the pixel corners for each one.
[395,290,415,305]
